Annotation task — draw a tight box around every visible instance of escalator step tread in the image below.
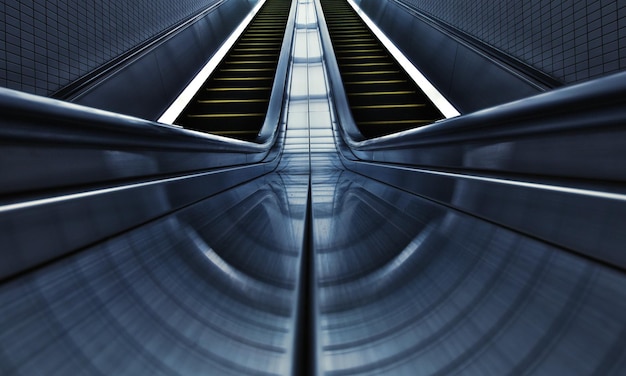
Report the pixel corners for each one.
[321,0,444,138]
[174,0,292,141]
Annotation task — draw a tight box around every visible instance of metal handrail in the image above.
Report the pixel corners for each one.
[316,0,626,182]
[316,0,626,167]
[256,0,298,145]
[348,71,626,152]
[0,87,270,154]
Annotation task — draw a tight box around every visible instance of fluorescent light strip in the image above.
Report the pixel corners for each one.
[370,162,626,202]
[158,0,268,124]
[345,0,460,119]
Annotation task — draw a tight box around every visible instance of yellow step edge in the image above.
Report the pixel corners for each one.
[336,49,384,53]
[197,99,269,104]
[358,119,435,125]
[328,25,367,28]
[233,48,280,52]
[348,91,416,96]
[344,79,407,84]
[327,20,362,22]
[342,70,400,75]
[213,77,273,81]
[245,25,285,27]
[332,38,376,42]
[240,38,283,41]
[339,55,389,60]
[340,62,394,67]
[229,54,278,57]
[187,113,265,118]
[335,43,379,47]
[242,33,284,37]
[206,87,271,91]
[237,43,282,46]
[224,61,276,64]
[352,104,426,109]
[219,68,275,72]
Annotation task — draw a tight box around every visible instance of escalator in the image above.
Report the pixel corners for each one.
[174,0,292,141]
[2,0,626,375]
[319,0,444,138]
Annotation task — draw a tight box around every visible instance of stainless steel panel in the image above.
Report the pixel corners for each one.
[341,160,626,269]
[72,0,261,120]
[0,163,276,281]
[311,170,626,375]
[328,70,626,271]
[0,80,285,280]
[0,173,305,375]
[345,72,626,183]
[353,0,544,113]
[0,87,277,195]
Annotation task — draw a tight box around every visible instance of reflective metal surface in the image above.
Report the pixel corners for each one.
[318,0,626,271]
[313,170,626,375]
[71,0,262,120]
[2,0,626,374]
[0,173,304,375]
[0,86,283,281]
[351,0,546,112]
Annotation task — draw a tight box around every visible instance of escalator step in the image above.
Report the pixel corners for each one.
[174,0,292,141]
[320,0,444,138]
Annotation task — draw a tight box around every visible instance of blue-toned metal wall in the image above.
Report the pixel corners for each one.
[0,0,221,96]
[395,0,626,84]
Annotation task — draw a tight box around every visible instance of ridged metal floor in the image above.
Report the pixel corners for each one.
[1,0,626,375]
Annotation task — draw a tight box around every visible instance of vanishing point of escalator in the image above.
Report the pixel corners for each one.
[320,0,444,138]
[175,0,291,141]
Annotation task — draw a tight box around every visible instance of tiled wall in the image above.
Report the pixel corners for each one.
[0,0,220,96]
[397,0,626,84]
[3,1,624,96]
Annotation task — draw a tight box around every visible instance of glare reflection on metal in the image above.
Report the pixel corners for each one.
[188,227,253,287]
[312,170,626,375]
